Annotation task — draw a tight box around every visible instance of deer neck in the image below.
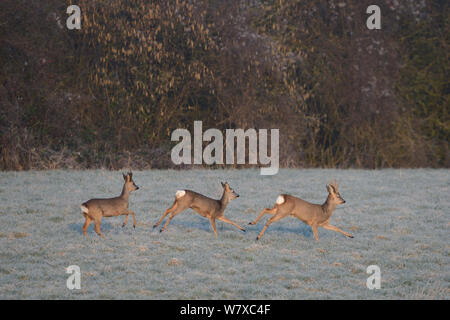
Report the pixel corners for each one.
[120,184,130,202]
[322,195,336,218]
[219,192,230,213]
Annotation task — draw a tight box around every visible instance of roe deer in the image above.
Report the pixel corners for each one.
[249,180,353,241]
[80,172,139,237]
[153,182,246,237]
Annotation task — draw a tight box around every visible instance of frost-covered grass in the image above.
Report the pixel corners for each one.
[0,169,448,299]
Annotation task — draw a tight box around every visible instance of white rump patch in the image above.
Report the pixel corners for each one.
[175,190,186,199]
[81,205,89,213]
[276,195,285,205]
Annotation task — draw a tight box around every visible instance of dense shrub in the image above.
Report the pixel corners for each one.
[0,0,448,170]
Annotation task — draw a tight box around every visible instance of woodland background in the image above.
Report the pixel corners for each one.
[0,0,448,170]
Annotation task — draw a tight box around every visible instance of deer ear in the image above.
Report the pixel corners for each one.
[128,172,133,179]
[221,182,225,187]
[123,173,127,181]
[326,185,333,193]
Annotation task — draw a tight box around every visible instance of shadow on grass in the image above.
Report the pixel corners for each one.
[68,220,115,235]
[152,216,215,233]
[155,214,316,239]
[247,222,314,239]
[277,224,312,237]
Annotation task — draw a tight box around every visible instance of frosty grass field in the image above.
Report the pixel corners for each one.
[0,169,448,299]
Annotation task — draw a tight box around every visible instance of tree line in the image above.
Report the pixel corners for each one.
[0,0,448,170]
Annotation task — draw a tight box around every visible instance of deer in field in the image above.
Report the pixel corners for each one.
[249,180,353,241]
[80,172,139,237]
[153,182,246,237]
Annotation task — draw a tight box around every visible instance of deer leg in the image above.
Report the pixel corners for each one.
[322,224,354,238]
[154,201,178,228]
[249,207,277,225]
[123,210,136,228]
[218,216,246,232]
[93,218,104,238]
[159,206,185,233]
[82,215,91,236]
[130,211,137,228]
[209,217,218,238]
[256,213,286,241]
[122,214,129,228]
[311,225,319,241]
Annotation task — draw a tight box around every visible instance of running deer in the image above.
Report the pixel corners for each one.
[80,172,139,237]
[153,182,246,237]
[249,180,353,241]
